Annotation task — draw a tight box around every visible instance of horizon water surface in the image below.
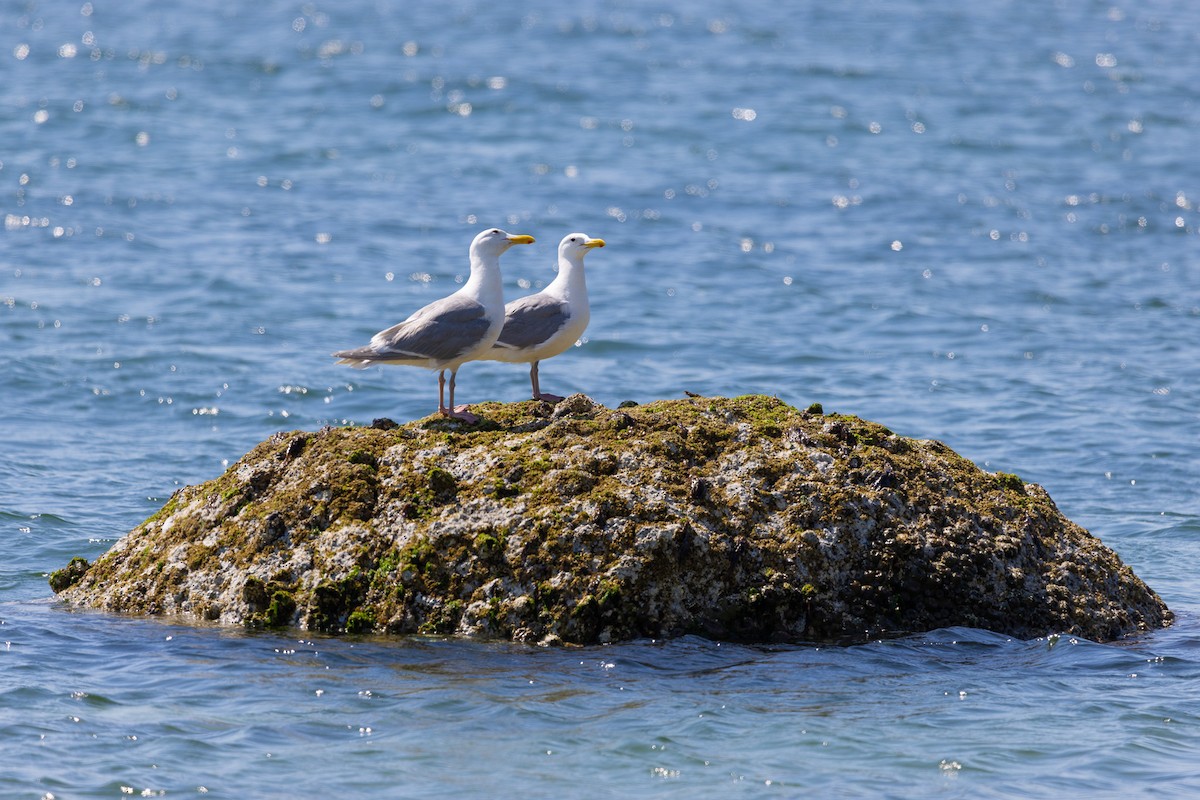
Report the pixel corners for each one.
[3,0,1200,797]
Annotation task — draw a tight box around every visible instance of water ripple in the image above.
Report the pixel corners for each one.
[6,0,1200,796]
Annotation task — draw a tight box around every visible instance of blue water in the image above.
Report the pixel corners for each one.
[4,0,1200,795]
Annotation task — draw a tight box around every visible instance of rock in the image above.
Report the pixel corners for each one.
[50,395,1172,644]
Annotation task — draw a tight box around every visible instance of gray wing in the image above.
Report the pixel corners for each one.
[495,294,570,350]
[336,294,491,364]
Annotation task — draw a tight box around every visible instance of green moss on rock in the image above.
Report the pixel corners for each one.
[346,609,376,634]
[51,395,1172,644]
[48,557,90,593]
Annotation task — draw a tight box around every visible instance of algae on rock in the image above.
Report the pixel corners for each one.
[50,395,1172,645]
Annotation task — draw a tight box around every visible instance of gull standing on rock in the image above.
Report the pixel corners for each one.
[333,228,535,423]
[483,232,605,402]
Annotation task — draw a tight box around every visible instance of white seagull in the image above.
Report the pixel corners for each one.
[483,232,605,402]
[333,227,535,423]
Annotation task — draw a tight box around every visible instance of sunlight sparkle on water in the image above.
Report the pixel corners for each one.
[4,2,1200,797]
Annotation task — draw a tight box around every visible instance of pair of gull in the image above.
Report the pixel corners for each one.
[333,228,605,423]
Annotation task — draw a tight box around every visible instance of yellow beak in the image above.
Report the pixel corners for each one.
[584,238,606,248]
[507,234,536,245]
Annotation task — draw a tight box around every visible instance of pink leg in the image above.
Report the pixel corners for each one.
[530,361,564,403]
[446,369,479,423]
[436,370,449,415]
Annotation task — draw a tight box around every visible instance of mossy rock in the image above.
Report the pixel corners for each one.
[48,557,90,593]
[51,395,1172,644]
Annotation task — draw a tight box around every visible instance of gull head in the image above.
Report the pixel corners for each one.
[559,232,606,262]
[472,228,536,258]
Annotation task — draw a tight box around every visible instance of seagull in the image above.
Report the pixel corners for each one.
[483,232,605,403]
[333,228,535,423]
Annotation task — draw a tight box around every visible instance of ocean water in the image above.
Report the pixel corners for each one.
[3,0,1200,796]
